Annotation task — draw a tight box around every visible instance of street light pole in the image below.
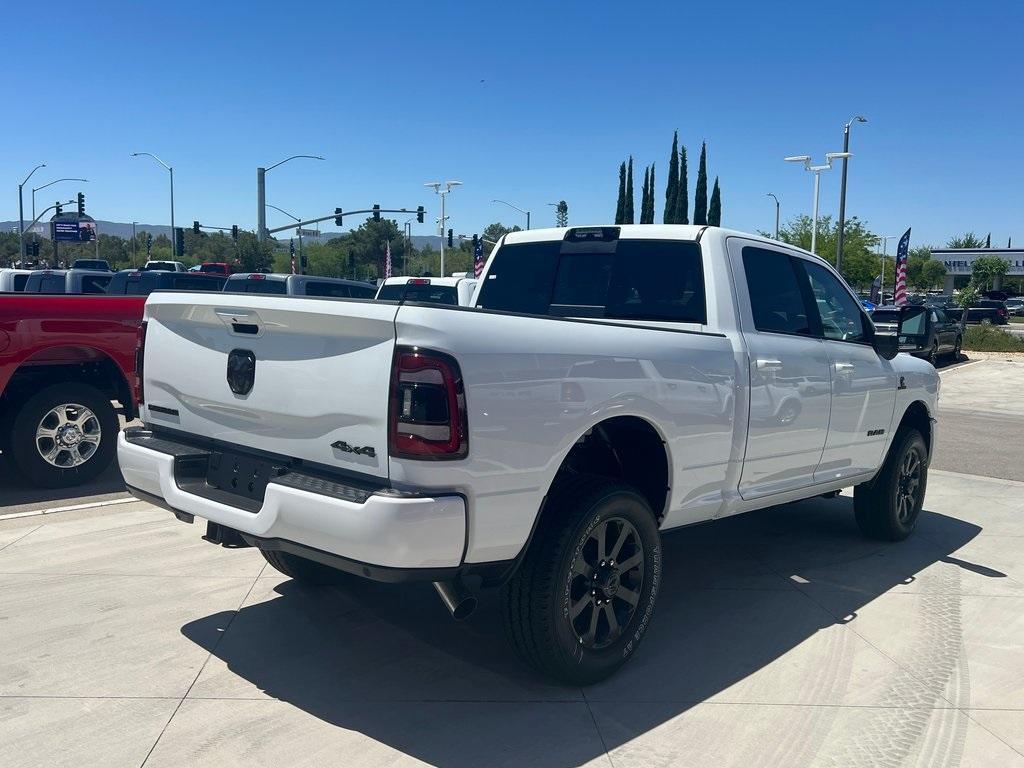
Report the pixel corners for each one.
[18,163,46,260]
[131,152,175,243]
[258,155,325,242]
[784,152,851,256]
[492,199,531,230]
[836,116,867,274]
[32,178,88,222]
[767,193,780,239]
[425,181,462,277]
[132,222,137,267]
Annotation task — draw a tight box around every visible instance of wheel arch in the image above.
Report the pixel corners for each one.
[895,399,933,459]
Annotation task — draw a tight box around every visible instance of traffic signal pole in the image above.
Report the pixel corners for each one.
[263,206,423,236]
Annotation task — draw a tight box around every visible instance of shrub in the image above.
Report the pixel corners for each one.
[962,325,1024,352]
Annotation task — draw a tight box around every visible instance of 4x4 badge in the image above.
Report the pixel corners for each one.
[331,440,376,458]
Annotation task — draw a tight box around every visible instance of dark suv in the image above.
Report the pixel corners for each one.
[871,305,962,364]
[105,269,227,295]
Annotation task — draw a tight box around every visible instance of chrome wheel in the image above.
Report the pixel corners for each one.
[567,517,645,650]
[35,403,102,468]
[896,448,922,523]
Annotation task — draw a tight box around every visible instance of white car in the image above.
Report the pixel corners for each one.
[143,260,187,272]
[375,275,479,306]
[0,268,33,292]
[119,225,938,683]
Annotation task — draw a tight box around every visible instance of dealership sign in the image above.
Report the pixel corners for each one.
[50,214,97,242]
[929,248,1024,276]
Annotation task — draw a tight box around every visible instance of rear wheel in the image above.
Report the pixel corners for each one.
[10,383,118,488]
[950,335,962,361]
[926,341,939,366]
[854,428,928,541]
[259,548,351,585]
[501,475,662,685]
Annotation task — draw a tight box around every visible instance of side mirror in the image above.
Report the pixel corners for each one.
[873,332,899,360]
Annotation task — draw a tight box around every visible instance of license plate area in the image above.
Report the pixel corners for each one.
[205,451,289,505]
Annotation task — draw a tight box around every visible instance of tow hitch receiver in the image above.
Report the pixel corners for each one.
[202,521,250,548]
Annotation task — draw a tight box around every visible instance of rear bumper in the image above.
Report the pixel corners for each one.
[117,428,467,579]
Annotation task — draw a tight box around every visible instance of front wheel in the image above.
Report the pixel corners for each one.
[10,382,119,488]
[926,342,939,366]
[854,428,928,541]
[501,475,662,685]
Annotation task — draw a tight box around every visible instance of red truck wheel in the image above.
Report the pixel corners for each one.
[10,383,119,488]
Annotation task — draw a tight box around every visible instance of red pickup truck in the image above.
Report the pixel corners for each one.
[0,295,145,487]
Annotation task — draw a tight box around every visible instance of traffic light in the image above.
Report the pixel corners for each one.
[301,253,308,270]
[55,202,62,216]
[31,240,40,258]
[447,229,453,248]
[472,234,478,251]
[416,205,425,224]
[372,204,380,221]
[335,208,343,227]
[231,225,238,241]
[192,220,200,234]
[146,233,153,256]
[174,228,185,257]
[76,192,85,216]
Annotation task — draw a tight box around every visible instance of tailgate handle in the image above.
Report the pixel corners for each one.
[232,323,259,335]
[215,309,262,336]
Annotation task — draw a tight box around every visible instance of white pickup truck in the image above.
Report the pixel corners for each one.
[118,225,938,683]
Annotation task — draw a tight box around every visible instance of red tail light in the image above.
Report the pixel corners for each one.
[134,321,148,405]
[389,347,467,460]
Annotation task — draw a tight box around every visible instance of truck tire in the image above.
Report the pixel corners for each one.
[10,383,119,488]
[500,475,662,685]
[259,548,350,586]
[854,428,928,541]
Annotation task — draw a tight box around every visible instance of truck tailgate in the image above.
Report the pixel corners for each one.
[142,293,397,480]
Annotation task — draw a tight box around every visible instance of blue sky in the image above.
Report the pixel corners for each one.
[4,0,1021,248]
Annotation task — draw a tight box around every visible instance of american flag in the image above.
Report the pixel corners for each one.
[893,228,911,306]
[384,240,392,279]
[473,236,485,278]
[289,239,296,275]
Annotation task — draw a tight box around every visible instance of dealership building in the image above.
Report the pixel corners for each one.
[929,248,1024,294]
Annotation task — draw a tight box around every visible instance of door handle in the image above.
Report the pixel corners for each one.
[756,358,783,371]
[833,362,855,374]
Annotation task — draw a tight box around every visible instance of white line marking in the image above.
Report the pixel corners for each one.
[0,496,137,521]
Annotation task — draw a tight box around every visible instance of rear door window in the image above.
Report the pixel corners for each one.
[477,238,706,323]
[13,274,28,291]
[305,281,351,298]
[80,275,112,294]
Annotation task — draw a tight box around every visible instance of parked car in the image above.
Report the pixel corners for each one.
[71,259,113,272]
[1004,297,1024,317]
[143,260,187,272]
[105,269,227,296]
[22,269,113,294]
[0,294,146,486]
[947,299,1009,325]
[222,273,377,298]
[375,275,479,306]
[871,305,962,364]
[0,268,33,292]
[120,225,937,684]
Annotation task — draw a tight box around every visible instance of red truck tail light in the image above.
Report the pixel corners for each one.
[134,321,148,405]
[389,347,467,460]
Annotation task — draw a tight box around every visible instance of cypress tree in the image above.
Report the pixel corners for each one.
[708,177,721,226]
[664,131,679,223]
[640,166,650,224]
[615,161,626,224]
[647,163,655,223]
[675,145,689,225]
[693,141,708,225]
[624,156,635,224]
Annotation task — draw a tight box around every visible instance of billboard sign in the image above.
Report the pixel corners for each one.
[51,216,97,242]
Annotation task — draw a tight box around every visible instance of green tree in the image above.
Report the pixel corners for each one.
[624,156,635,224]
[640,166,650,225]
[947,232,986,249]
[646,164,654,224]
[693,142,708,225]
[483,222,520,242]
[664,131,679,223]
[675,145,689,225]
[919,259,948,289]
[615,161,626,225]
[971,255,1010,289]
[707,177,721,226]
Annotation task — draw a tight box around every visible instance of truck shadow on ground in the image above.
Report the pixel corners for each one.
[0,454,127,509]
[182,496,994,767]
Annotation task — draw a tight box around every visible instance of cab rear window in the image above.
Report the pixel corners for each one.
[377,284,458,304]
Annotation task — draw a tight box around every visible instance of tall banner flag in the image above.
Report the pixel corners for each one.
[893,228,911,306]
[384,240,392,279]
[289,239,296,275]
[473,236,485,278]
